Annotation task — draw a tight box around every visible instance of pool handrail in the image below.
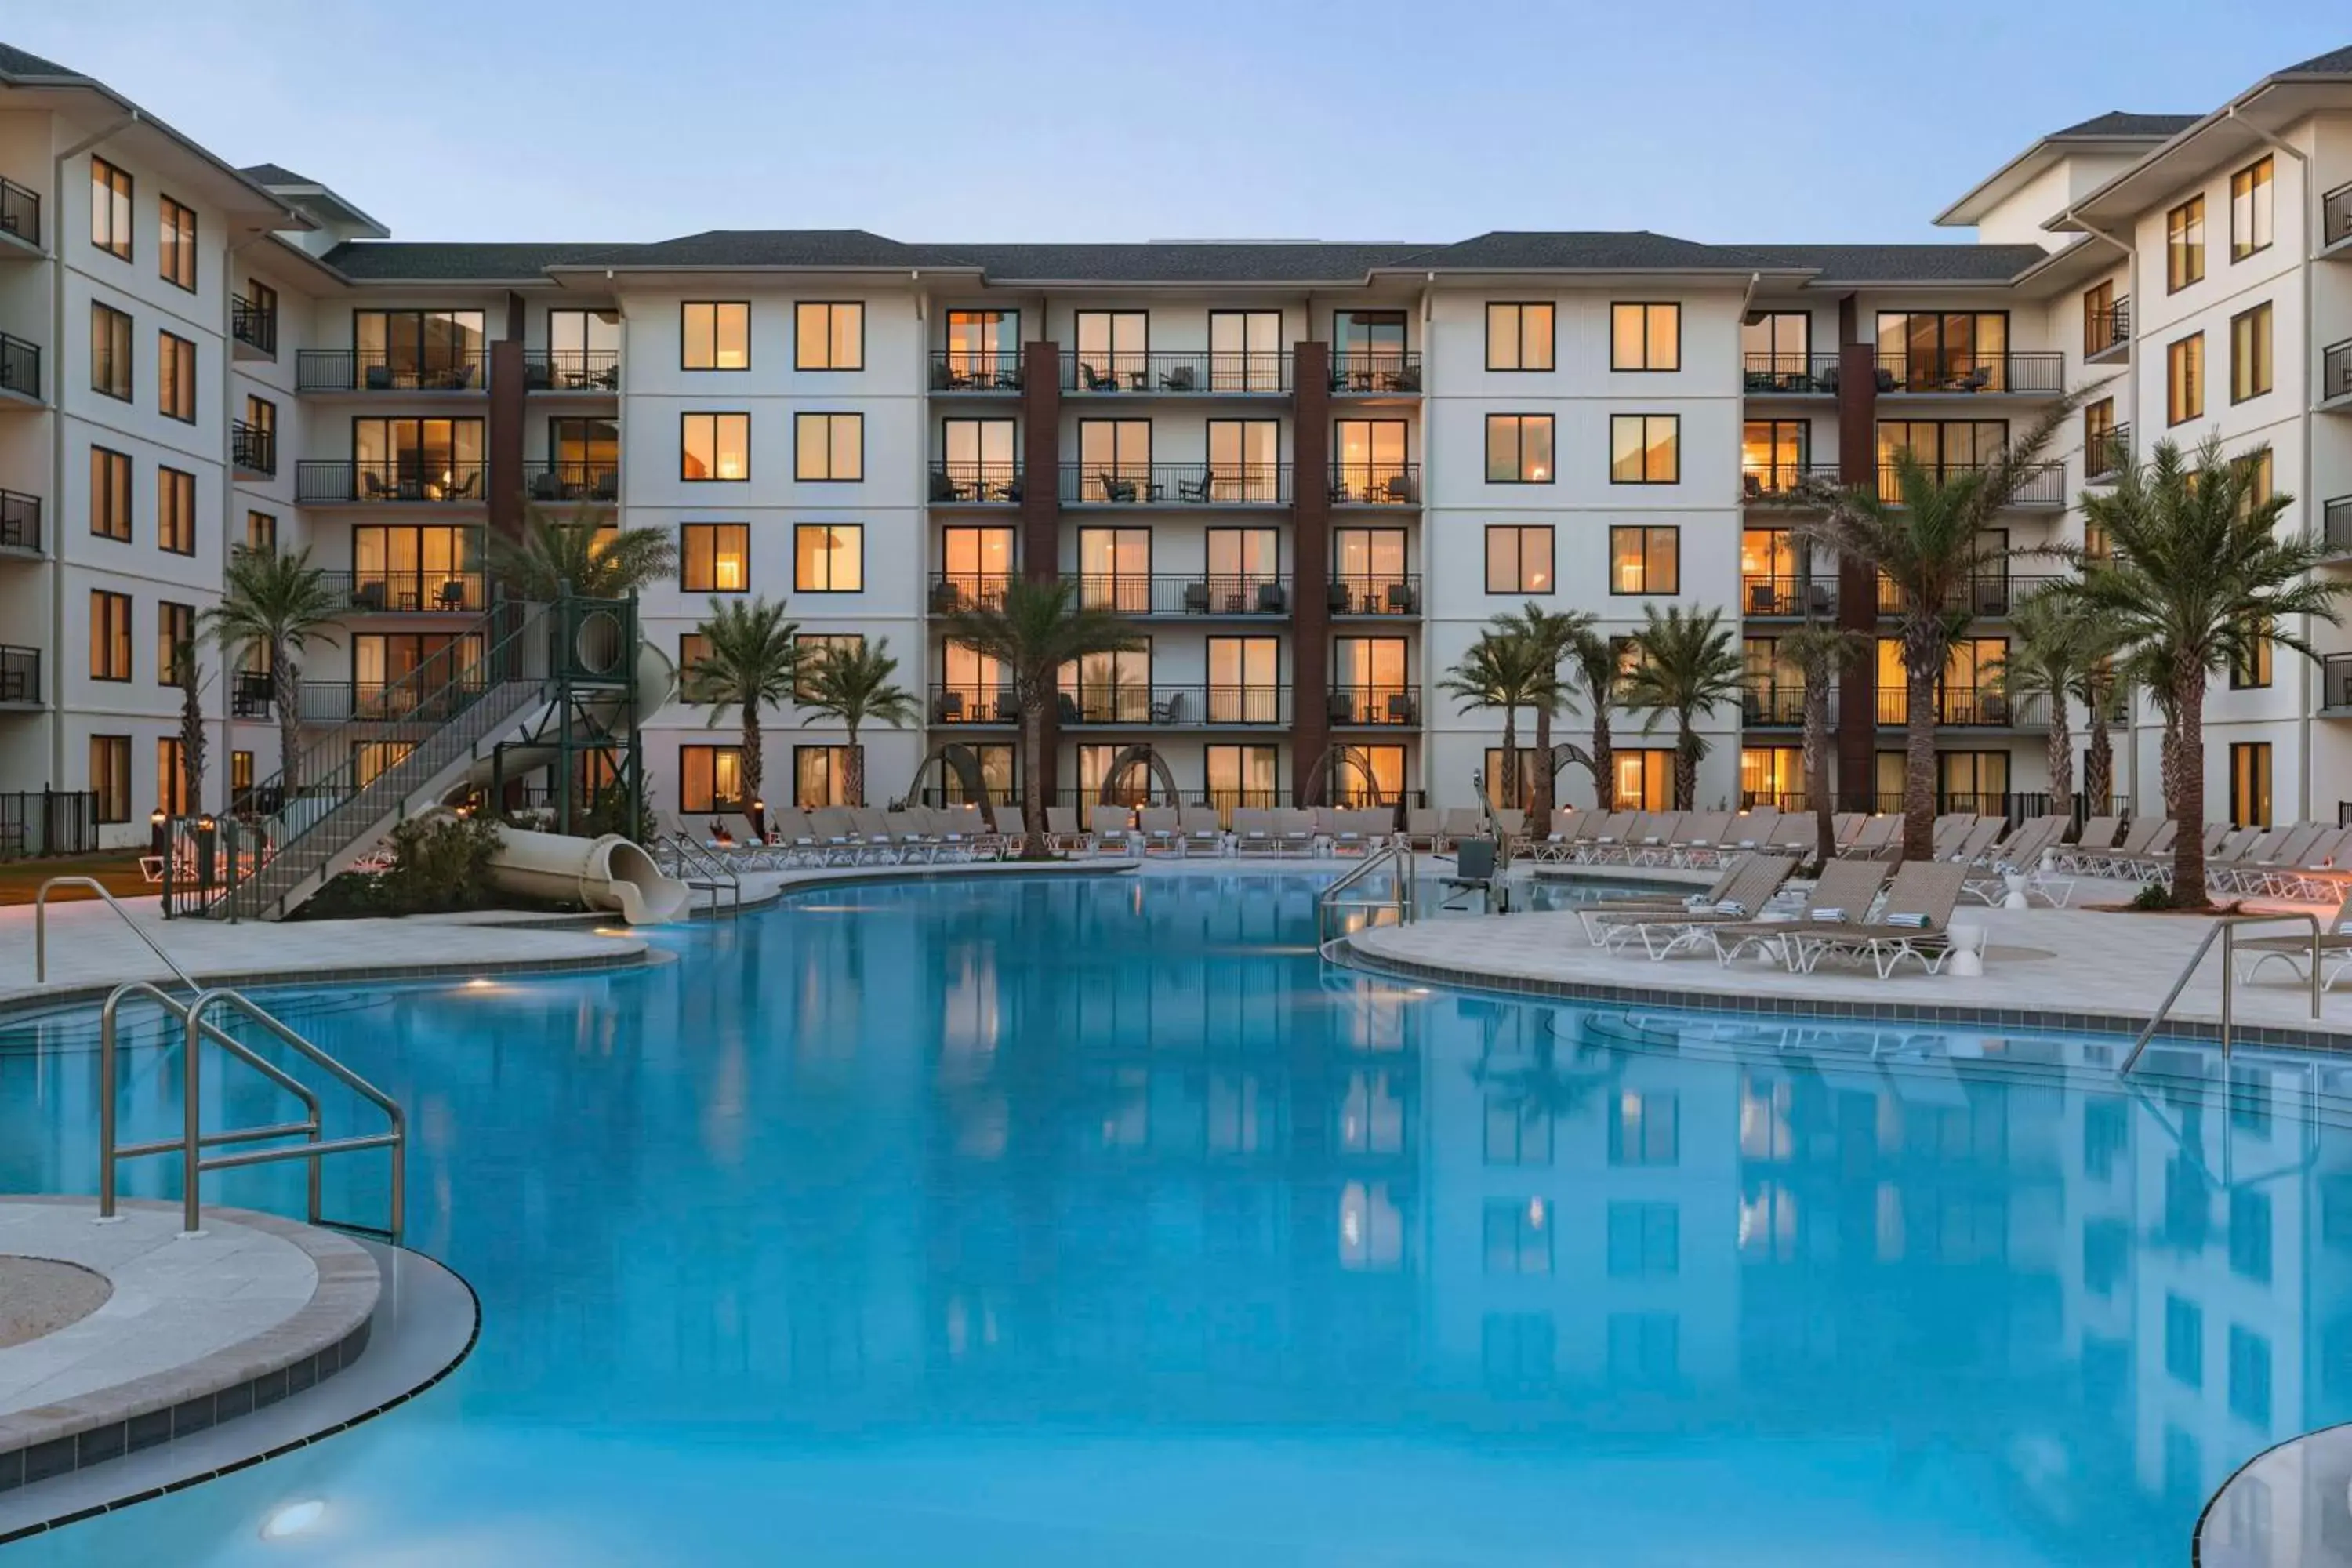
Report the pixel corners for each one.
[2118,911,2325,1075]
[34,875,197,988]
[1318,841,1417,957]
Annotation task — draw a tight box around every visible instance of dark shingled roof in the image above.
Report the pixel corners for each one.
[1397,230,1779,271]
[322,241,631,281]
[2047,111,2198,140]
[933,241,1427,283]
[2281,43,2352,75]
[589,229,932,269]
[0,42,78,78]
[1731,243,2055,282]
[240,162,318,187]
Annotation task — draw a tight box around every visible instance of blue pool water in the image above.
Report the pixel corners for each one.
[5,871,2350,1565]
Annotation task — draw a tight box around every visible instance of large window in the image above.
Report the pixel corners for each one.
[2230,742,2271,829]
[2167,196,2206,292]
[1207,527,1279,597]
[2230,303,2273,403]
[1876,310,2007,389]
[158,601,194,686]
[353,525,481,608]
[1740,746,1805,810]
[1207,637,1280,724]
[1074,310,1148,389]
[1610,414,1679,484]
[1875,419,2007,492]
[1741,419,1810,495]
[1208,310,1283,390]
[1484,748,1544,811]
[1333,419,1411,502]
[1059,645,1152,723]
[2230,156,2274,261]
[91,303,132,401]
[1485,414,1555,483]
[2168,333,2205,425]
[681,412,750,481]
[1207,418,1281,500]
[942,308,1018,384]
[2082,279,2117,357]
[794,412,863,481]
[794,523,863,591]
[91,157,132,260]
[1486,303,1555,371]
[354,417,486,499]
[90,446,132,541]
[1610,526,1679,594]
[158,194,196,291]
[158,330,195,422]
[1076,418,1152,499]
[1077,526,1149,612]
[1741,311,1811,381]
[158,739,190,816]
[795,302,863,370]
[2230,617,2273,689]
[682,303,751,370]
[1610,303,1680,371]
[245,510,276,553]
[1206,744,1279,812]
[1612,749,1672,811]
[1485,525,1553,593]
[89,736,131,823]
[354,310,486,387]
[681,523,750,591]
[158,466,195,556]
[680,745,746,814]
[793,633,866,699]
[90,590,132,681]
[547,308,620,383]
[1334,527,1410,612]
[547,416,619,497]
[793,745,858,809]
[1334,310,1407,357]
[939,525,1014,602]
[1332,637,1410,724]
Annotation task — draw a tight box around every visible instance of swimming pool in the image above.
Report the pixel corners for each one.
[3,870,2344,1565]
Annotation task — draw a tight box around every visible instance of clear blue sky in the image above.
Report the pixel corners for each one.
[14,1,2347,247]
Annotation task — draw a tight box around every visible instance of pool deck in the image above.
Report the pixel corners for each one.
[1347,891,2352,1047]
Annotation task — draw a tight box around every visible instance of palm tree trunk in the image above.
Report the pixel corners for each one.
[1498,706,1517,817]
[2171,675,2209,908]
[1018,691,1049,859]
[1903,653,1938,861]
[843,720,865,808]
[1674,720,1699,811]
[1803,677,1835,867]
[2083,705,2114,818]
[1589,710,1615,810]
[2045,708,2074,829]
[739,706,765,836]
[273,644,300,799]
[1531,706,1554,824]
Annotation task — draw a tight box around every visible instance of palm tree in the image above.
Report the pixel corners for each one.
[1796,396,2078,860]
[937,578,1143,858]
[1773,622,1865,866]
[1440,628,1553,811]
[488,504,677,600]
[1621,604,1743,811]
[1563,628,1621,808]
[797,638,917,808]
[681,597,802,832]
[2071,436,2350,906]
[1989,587,2100,826]
[1494,603,1595,823]
[203,544,340,796]
[2076,629,2133,818]
[172,639,208,818]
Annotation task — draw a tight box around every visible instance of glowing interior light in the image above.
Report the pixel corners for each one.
[463,978,495,989]
[260,1499,326,1540]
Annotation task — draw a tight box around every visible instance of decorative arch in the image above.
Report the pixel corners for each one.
[1095,744,1181,807]
[1298,743,1385,808]
[898,742,1001,833]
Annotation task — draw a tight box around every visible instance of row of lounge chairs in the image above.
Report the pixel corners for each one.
[688,806,1013,866]
[1577,855,1973,978]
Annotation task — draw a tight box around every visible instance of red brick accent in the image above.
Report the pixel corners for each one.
[488,339,527,541]
[1290,341,1331,803]
[1020,339,1063,804]
[1835,336,1879,810]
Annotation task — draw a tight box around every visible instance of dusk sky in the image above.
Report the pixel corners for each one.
[13,2,2348,248]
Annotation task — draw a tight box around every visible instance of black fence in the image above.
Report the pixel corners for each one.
[0,176,38,249]
[318,571,488,615]
[522,349,619,391]
[2327,338,2352,405]
[0,790,96,861]
[1068,574,1291,616]
[1064,350,1291,395]
[1057,463,1291,506]
[1328,686,1420,726]
[296,461,486,504]
[230,293,277,355]
[295,348,487,393]
[0,644,37,705]
[1875,350,2066,395]
[2328,180,2352,251]
[929,461,1023,503]
[1741,354,1842,395]
[524,460,619,502]
[231,420,276,475]
[1330,351,1421,394]
[928,350,1023,392]
[1329,463,1421,505]
[2325,653,2352,712]
[2085,299,2131,358]
[0,488,37,554]
[2325,497,2352,557]
[0,332,38,400]
[1328,575,1421,615]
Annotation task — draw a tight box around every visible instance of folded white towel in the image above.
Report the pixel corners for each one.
[1886,912,1929,929]
[1715,900,1746,916]
[1810,908,1846,923]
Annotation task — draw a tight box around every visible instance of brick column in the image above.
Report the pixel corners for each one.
[1020,339,1064,806]
[1290,341,1332,804]
[1834,336,1878,811]
[488,338,527,542]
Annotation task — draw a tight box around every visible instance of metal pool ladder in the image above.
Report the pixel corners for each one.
[660,832,742,916]
[35,876,408,1241]
[1317,842,1417,960]
[2118,911,2326,1076]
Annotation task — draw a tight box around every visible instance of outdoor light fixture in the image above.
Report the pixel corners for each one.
[260,1498,326,1540]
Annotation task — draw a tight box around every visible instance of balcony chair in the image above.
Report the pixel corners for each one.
[590,470,618,501]
[1385,580,1417,614]
[1178,473,1212,503]
[1097,472,1139,503]
[437,579,469,612]
[996,476,1023,503]
[1383,474,1415,504]
[934,691,965,723]
[1383,364,1421,393]
[365,363,394,390]
[1152,692,1186,726]
[1255,581,1287,614]
[1385,693,1416,725]
[931,580,964,613]
[531,470,565,501]
[1081,363,1119,393]
[1327,691,1354,723]
[354,579,388,612]
[448,471,481,500]
[1947,365,1993,393]
[1160,364,1197,391]
[361,470,393,500]
[1328,580,1353,613]
[1182,581,1211,614]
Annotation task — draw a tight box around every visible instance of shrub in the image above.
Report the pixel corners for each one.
[377,813,504,914]
[2129,880,2172,911]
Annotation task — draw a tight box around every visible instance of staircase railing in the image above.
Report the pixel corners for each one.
[2118,912,2325,1073]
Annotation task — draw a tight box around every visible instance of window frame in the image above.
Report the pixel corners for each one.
[793,412,865,482]
[1483,524,1555,594]
[2166,195,2206,292]
[2230,302,2273,404]
[793,301,866,372]
[681,301,752,371]
[1610,412,1682,485]
[89,735,132,822]
[1610,301,1682,372]
[1609,525,1681,595]
[158,194,197,292]
[90,301,132,401]
[157,465,196,556]
[679,522,751,593]
[157,600,194,687]
[1484,302,1555,372]
[678,743,747,814]
[89,589,133,682]
[245,509,277,554]
[2167,332,2205,426]
[793,522,865,593]
[792,742,859,809]
[2230,156,2274,262]
[89,445,132,542]
[793,632,867,700]
[680,411,750,482]
[91,157,132,262]
[158,329,196,423]
[1483,413,1556,484]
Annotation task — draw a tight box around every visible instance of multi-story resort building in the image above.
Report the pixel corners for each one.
[2,39,2350,851]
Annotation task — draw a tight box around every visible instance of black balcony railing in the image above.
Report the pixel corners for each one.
[296,348,487,392]
[1741,353,1843,394]
[1740,461,1838,499]
[299,679,491,726]
[1056,685,1290,727]
[928,461,1024,504]
[2325,655,2352,712]
[0,789,97,860]
[2325,497,2352,557]
[1874,687,2048,728]
[1064,350,1292,395]
[1740,575,1836,618]
[524,460,619,503]
[2085,299,2131,359]
[231,420,276,476]
[1058,463,1291,506]
[1328,686,1419,726]
[0,177,38,249]
[1741,684,1811,726]
[1329,463,1421,505]
[2326,338,2352,405]
[1877,462,2065,506]
[1875,351,2065,395]
[1330,350,1421,394]
[320,571,488,615]
[0,488,38,554]
[930,683,1020,724]
[0,645,39,706]
[928,573,1013,614]
[929,351,1025,392]
[296,460,487,504]
[1327,575,1421,615]
[522,349,619,391]
[2325,182,2352,252]
[2087,423,2130,481]
[1069,574,1292,616]
[0,332,37,400]
[230,294,277,356]
[1875,573,2065,617]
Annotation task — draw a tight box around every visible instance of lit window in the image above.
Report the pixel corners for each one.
[1610,526,1679,594]
[90,447,132,541]
[2168,334,2204,425]
[90,303,132,401]
[680,523,750,591]
[1610,414,1680,484]
[795,413,864,481]
[680,745,746,813]
[157,601,194,686]
[158,195,196,291]
[1485,303,1554,371]
[158,330,196,422]
[1484,525,1553,593]
[681,413,750,481]
[2166,196,2205,292]
[795,302,863,370]
[89,736,131,822]
[1484,414,1555,482]
[2230,156,2273,261]
[1609,1090,1679,1165]
[682,303,750,369]
[2230,303,2272,402]
[1610,303,1680,371]
[793,523,864,591]
[158,466,195,556]
[90,590,133,681]
[90,157,132,260]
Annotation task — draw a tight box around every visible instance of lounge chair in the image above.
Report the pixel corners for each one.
[2054,816,2123,875]
[1602,855,1799,960]
[1178,802,1225,855]
[1626,811,1686,868]
[1089,804,1137,852]
[1439,808,1485,853]
[1671,811,1733,867]
[1711,858,1895,967]
[1575,853,1766,945]
[1831,811,1866,847]
[1767,813,1820,855]
[1328,809,1384,855]
[1529,807,1584,861]
[1945,818,2005,866]
[1729,808,1780,850]
[1492,808,1528,854]
[1401,808,1445,851]
[884,810,938,863]
[851,806,909,863]
[1276,808,1319,857]
[1793,861,1970,978]
[2220,822,2332,897]
[1136,807,1180,854]
[1229,808,1278,855]
[1840,815,1900,860]
[2236,887,2352,989]
[2089,816,2165,877]
[1962,815,2068,905]
[1044,805,1091,853]
[1573,811,1636,863]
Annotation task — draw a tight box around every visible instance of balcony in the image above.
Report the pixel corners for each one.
[1328,574,1421,616]
[929,461,1025,505]
[2085,299,2130,364]
[1330,351,1421,396]
[2324,339,2352,412]
[524,460,618,503]
[1878,462,2065,508]
[299,680,490,727]
[231,421,276,477]
[0,332,38,402]
[2325,182,2352,258]
[0,645,35,706]
[927,573,1012,614]
[1058,463,1290,507]
[1064,350,1290,396]
[1875,573,2066,618]
[1742,354,1842,396]
[1875,686,2049,728]
[1067,574,1292,617]
[1740,575,1836,619]
[1329,463,1421,506]
[1741,684,1809,727]
[0,489,37,555]
[929,351,1024,394]
[523,349,619,393]
[2325,497,2352,559]
[930,683,1018,725]
[230,294,277,358]
[1875,351,2065,396]
[0,176,37,252]
[1329,686,1419,727]
[2086,423,2130,482]
[2325,655,2352,713]
[321,571,488,615]
[296,349,486,394]
[296,461,486,505]
[1059,686,1290,728]
[1740,461,1838,501]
